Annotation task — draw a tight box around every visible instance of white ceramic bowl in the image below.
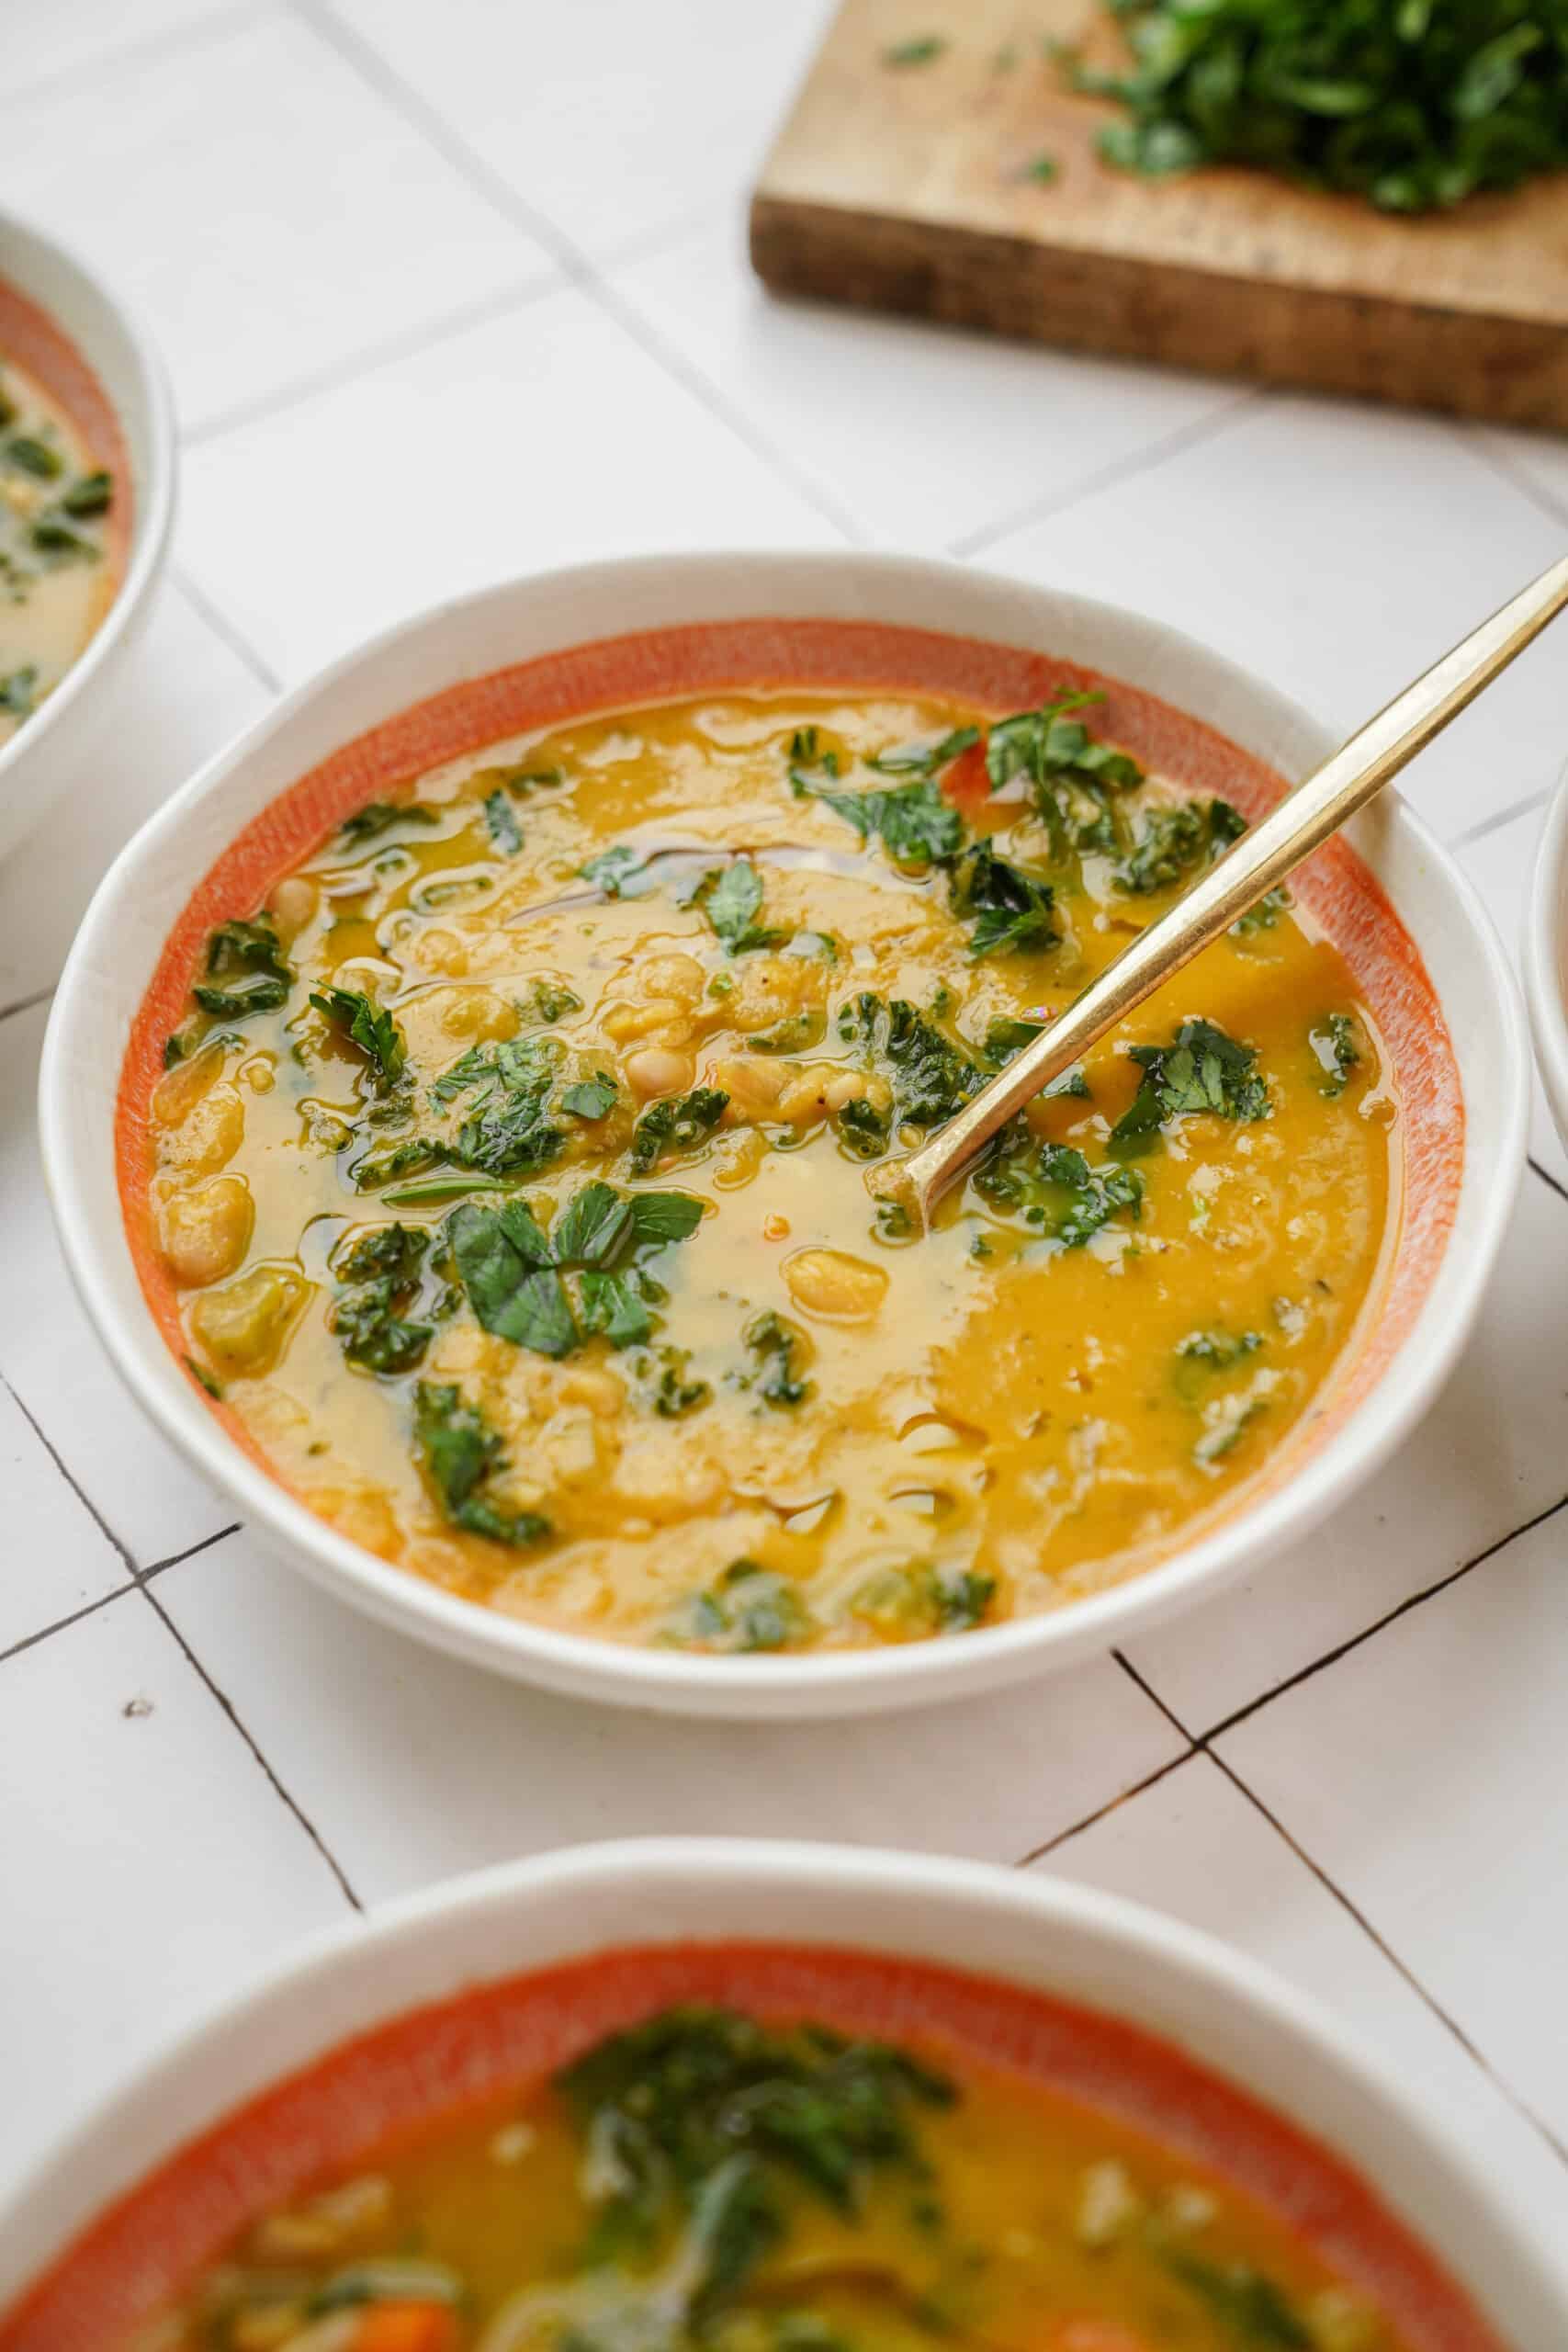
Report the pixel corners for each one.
[39,551,1529,1718]
[0,1838,1562,2343]
[1525,760,1568,1151]
[0,208,176,860]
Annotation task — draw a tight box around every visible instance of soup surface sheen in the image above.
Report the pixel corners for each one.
[143,690,1397,1650]
[0,351,116,741]
[148,1999,1416,2351]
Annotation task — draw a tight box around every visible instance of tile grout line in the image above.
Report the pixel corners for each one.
[1529,1154,1568,1207]
[1448,782,1551,849]
[2,1372,142,1589]
[181,275,561,451]
[0,983,55,1028]
[1196,1487,1568,1747]
[8,0,265,110]
[950,386,1265,560]
[136,1575,365,1912]
[1082,1653,1568,2177]
[293,0,865,548]
[0,1523,241,1668]
[1208,1747,1568,2171]
[169,570,284,697]
[1015,1744,1201,1868]
[1466,424,1568,540]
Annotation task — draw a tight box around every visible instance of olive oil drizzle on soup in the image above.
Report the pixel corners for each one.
[149,2003,1414,2351]
[0,353,116,741]
[148,691,1398,1651]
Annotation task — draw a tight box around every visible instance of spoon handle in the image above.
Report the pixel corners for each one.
[904,552,1568,1218]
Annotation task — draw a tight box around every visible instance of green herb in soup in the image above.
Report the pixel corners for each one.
[147,2002,1412,2352]
[142,689,1397,1652]
[0,355,116,744]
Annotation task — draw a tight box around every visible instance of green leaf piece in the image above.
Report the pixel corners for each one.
[412,1380,550,1547]
[310,985,407,1091]
[1111,1017,1269,1151]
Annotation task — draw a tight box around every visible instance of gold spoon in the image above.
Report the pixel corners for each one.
[901,554,1568,1225]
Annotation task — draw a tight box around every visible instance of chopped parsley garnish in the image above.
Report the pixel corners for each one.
[976,1136,1144,1246]
[60,469,112,517]
[865,724,979,776]
[483,787,523,854]
[649,1344,711,1418]
[1174,1326,1264,1402]
[686,856,788,955]
[1111,1017,1269,1151]
[980,1017,1089,1098]
[947,842,1058,958]
[310,985,407,1091]
[986,688,1144,857]
[1310,1011,1361,1096]
[798,772,965,865]
[330,1223,436,1374]
[450,1182,702,1359]
[193,916,293,1021]
[335,799,440,848]
[434,1035,564,1175]
[1112,796,1243,894]
[561,1070,617,1120]
[412,1380,550,1547]
[581,842,655,898]
[851,1562,997,1639]
[556,2005,953,2298]
[4,435,62,481]
[1021,150,1060,182]
[741,1310,812,1408]
[837,993,984,1130]
[670,1559,815,1651]
[1065,0,1568,214]
[182,1353,224,1401]
[630,1085,729,1172]
[0,665,38,718]
[1160,2247,1313,2346]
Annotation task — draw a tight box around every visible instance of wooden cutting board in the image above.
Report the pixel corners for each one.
[751,0,1568,431]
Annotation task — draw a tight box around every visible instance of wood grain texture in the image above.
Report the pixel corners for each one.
[750,0,1568,430]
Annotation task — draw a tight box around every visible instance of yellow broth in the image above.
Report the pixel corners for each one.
[147,2003,1409,2352]
[0,353,116,741]
[147,692,1398,1651]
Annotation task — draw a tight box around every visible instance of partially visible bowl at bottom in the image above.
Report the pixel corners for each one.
[0,1839,1562,2346]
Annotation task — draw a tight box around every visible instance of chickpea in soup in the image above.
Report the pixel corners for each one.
[148,2001,1419,2351]
[141,690,1398,1651]
[0,353,117,741]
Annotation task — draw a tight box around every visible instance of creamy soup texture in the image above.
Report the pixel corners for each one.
[143,690,1398,1650]
[147,2000,1415,2351]
[0,352,115,741]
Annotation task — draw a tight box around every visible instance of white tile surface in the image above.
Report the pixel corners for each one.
[156,1528,1185,1903]
[0,12,552,433]
[0,1379,130,1656]
[987,395,1568,845]
[319,0,839,263]
[12,0,241,96]
[3,0,1567,2278]
[0,1001,238,1563]
[1218,1502,1568,2152]
[0,585,272,1012]
[178,284,844,683]
[1122,1163,1568,1732]
[0,1585,349,2206]
[1038,1755,1568,2251]
[611,222,1244,551]
[1454,798,1568,1190]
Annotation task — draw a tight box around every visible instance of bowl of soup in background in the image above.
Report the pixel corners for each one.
[0,1838,1563,2348]
[1525,759,1568,1153]
[39,551,1528,1718]
[0,207,176,859]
